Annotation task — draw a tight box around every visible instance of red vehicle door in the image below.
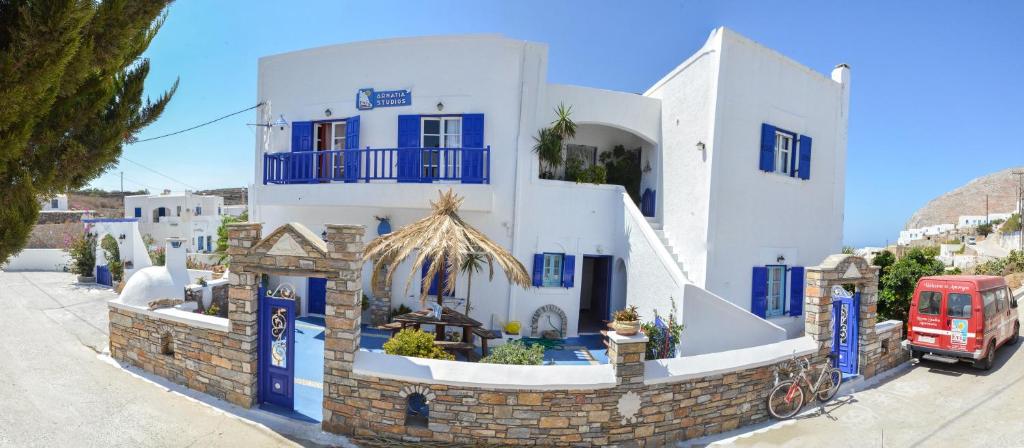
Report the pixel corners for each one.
[912,289,945,349]
[944,290,976,353]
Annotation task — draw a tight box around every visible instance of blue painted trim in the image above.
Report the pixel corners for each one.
[83,218,139,223]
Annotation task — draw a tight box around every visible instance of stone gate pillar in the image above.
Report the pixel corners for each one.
[370,261,391,326]
[321,224,365,434]
[226,222,262,407]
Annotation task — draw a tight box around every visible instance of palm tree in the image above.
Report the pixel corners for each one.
[551,102,577,141]
[533,127,563,175]
[363,189,531,308]
[460,252,487,316]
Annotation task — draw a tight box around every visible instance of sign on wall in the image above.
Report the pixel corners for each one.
[356,88,412,110]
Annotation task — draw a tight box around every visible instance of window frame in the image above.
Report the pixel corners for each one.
[421,116,463,178]
[765,265,787,318]
[541,253,564,287]
[982,290,998,320]
[772,130,797,177]
[946,293,973,318]
[917,291,943,316]
[313,120,348,151]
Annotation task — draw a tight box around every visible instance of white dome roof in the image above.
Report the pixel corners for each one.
[118,266,185,307]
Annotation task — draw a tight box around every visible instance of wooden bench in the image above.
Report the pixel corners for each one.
[471,328,503,357]
[433,340,478,361]
[376,321,406,336]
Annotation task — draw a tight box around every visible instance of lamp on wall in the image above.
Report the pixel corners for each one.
[321,230,328,241]
[118,234,126,240]
[696,141,706,151]
[642,161,652,173]
[776,255,786,264]
[436,101,444,112]
[324,108,332,117]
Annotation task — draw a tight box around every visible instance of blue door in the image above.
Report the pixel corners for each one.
[307,277,327,315]
[832,291,860,375]
[96,265,112,286]
[259,288,296,410]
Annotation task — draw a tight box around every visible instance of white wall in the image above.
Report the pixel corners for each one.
[40,194,69,211]
[2,249,72,272]
[699,29,849,311]
[125,192,224,252]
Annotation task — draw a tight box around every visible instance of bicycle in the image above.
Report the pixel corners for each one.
[767,353,843,419]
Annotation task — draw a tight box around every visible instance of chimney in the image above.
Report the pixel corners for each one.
[164,237,188,283]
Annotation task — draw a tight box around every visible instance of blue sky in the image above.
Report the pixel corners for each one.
[87,0,1024,247]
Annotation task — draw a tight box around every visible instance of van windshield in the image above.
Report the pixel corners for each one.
[947,293,972,318]
[918,291,942,316]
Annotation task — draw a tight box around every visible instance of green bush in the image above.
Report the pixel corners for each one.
[480,340,545,365]
[640,298,683,360]
[388,304,413,321]
[576,165,607,184]
[67,234,96,277]
[383,329,454,360]
[100,234,123,282]
[1002,214,1021,234]
[599,145,642,202]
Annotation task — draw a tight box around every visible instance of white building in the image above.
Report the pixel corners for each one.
[898,223,956,246]
[958,213,1014,229]
[124,190,226,254]
[248,28,850,353]
[40,194,68,211]
[222,204,248,217]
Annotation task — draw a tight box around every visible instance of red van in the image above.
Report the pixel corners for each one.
[908,275,1019,370]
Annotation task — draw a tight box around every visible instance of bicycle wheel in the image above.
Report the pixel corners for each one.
[816,367,843,402]
[767,380,804,419]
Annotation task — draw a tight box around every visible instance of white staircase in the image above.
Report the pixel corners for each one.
[644,216,689,279]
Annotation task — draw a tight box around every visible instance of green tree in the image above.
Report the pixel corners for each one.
[1002,213,1021,234]
[0,1,177,261]
[872,250,896,278]
[878,247,945,324]
[459,251,486,318]
[215,210,248,263]
[977,222,994,237]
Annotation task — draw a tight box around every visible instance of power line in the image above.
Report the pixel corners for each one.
[129,102,264,143]
[120,157,198,190]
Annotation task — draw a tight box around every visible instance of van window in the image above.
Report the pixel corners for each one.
[982,291,998,319]
[947,293,973,318]
[995,288,1008,312]
[918,291,943,316]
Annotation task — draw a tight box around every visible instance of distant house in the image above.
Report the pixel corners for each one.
[39,194,68,211]
[958,213,1014,229]
[124,190,226,254]
[222,204,247,218]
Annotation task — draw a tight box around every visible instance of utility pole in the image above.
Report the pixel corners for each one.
[1014,171,1024,251]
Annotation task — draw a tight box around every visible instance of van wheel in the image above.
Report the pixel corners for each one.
[1010,323,1020,346]
[911,350,923,360]
[974,342,995,370]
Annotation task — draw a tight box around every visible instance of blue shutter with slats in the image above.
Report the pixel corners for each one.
[751,267,768,318]
[461,114,485,184]
[561,255,575,288]
[197,236,204,253]
[759,123,776,172]
[798,135,812,180]
[397,115,421,182]
[789,266,805,316]
[134,207,141,218]
[290,121,313,183]
[343,116,361,182]
[532,254,544,287]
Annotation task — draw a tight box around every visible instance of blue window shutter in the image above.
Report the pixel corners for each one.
[345,116,360,149]
[134,207,141,218]
[291,121,313,152]
[751,267,768,318]
[461,114,485,184]
[197,236,203,252]
[532,254,544,287]
[798,135,812,180]
[789,266,805,316]
[422,258,447,296]
[759,123,776,172]
[290,121,313,183]
[561,255,575,288]
[207,236,212,252]
[397,115,421,182]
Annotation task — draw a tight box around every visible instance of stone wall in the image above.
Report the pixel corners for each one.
[874,321,911,374]
[108,305,255,407]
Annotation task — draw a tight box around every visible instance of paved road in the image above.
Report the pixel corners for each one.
[0,271,297,447]
[703,330,1024,447]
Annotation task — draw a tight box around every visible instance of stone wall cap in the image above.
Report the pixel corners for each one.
[109,299,230,332]
[353,351,617,390]
[876,320,903,332]
[608,331,649,344]
[644,336,818,385]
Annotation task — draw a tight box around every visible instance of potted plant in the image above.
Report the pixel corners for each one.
[67,233,97,283]
[612,305,641,336]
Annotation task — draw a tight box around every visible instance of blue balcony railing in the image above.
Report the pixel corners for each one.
[263,147,490,185]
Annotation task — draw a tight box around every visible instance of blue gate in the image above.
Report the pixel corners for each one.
[307,278,326,315]
[832,287,860,375]
[96,265,112,286]
[259,287,296,409]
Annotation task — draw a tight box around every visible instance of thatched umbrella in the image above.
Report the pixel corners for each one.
[364,189,531,308]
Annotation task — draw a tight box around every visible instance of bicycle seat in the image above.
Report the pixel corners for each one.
[826,353,838,360]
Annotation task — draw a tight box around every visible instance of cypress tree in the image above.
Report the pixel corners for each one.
[0,0,177,260]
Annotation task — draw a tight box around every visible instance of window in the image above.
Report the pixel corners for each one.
[134,207,142,218]
[421,116,462,178]
[766,265,786,317]
[195,206,202,216]
[918,291,942,316]
[405,393,429,427]
[947,293,972,318]
[217,207,222,215]
[566,144,598,169]
[542,253,564,287]
[176,205,181,217]
[995,288,1008,312]
[982,291,997,320]
[314,121,347,151]
[774,131,794,176]
[51,199,59,209]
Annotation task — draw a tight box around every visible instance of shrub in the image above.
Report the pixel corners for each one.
[383,329,454,360]
[481,340,544,365]
[67,234,96,277]
[100,234,123,282]
[576,165,607,184]
[150,247,165,266]
[599,145,642,201]
[1002,214,1021,234]
[977,223,993,237]
[641,298,683,360]
[204,303,220,316]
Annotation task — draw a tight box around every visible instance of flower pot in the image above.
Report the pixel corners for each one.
[612,320,641,336]
[78,275,95,283]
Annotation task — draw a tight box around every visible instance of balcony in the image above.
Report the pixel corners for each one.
[263,147,490,185]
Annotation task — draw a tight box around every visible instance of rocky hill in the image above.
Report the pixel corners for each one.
[905,166,1023,229]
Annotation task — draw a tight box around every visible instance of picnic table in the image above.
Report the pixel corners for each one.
[390,306,499,358]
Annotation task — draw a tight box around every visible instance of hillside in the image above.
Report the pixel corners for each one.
[905,166,1023,229]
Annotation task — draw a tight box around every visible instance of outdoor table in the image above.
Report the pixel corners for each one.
[392,306,484,345]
